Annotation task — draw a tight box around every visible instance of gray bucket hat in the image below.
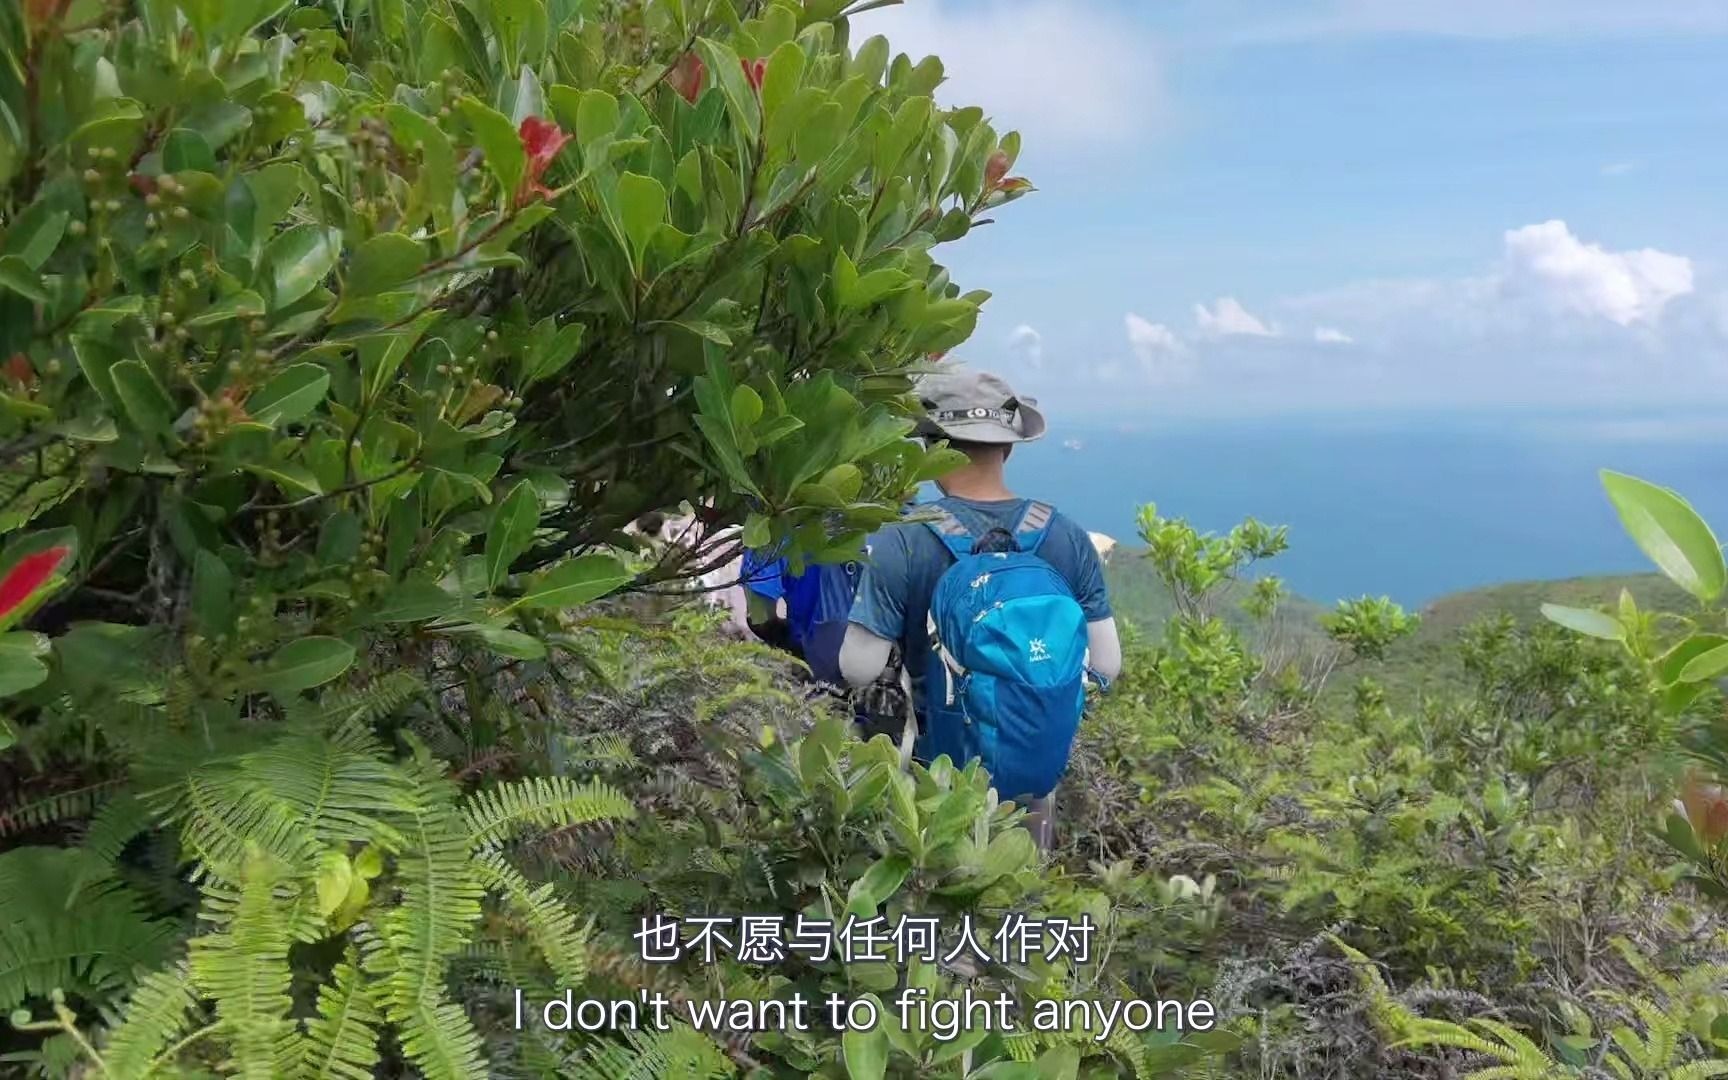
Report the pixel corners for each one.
[913,364,1047,445]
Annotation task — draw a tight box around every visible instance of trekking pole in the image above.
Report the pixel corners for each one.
[896,664,918,771]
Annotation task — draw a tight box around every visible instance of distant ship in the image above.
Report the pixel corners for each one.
[1061,438,1084,451]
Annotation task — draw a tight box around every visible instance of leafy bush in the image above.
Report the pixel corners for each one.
[0,0,1041,1075]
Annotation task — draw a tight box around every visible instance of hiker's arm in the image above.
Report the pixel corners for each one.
[840,529,907,688]
[1087,617,1122,681]
[839,623,895,688]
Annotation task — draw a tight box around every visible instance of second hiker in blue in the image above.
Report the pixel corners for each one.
[838,364,1122,852]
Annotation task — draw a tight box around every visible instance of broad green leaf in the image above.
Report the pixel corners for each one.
[1034,1046,1081,1080]
[192,549,233,633]
[247,364,330,425]
[0,256,47,303]
[314,851,353,918]
[316,511,363,564]
[743,512,771,550]
[1659,635,1728,686]
[761,40,806,124]
[617,172,667,271]
[847,855,910,910]
[1539,603,1623,642]
[1679,642,1728,683]
[110,360,175,438]
[266,225,342,310]
[162,128,216,172]
[449,623,546,659]
[484,480,539,589]
[1602,470,1726,602]
[244,463,322,497]
[573,88,619,147]
[459,97,526,204]
[731,385,764,429]
[515,554,633,611]
[187,291,266,327]
[841,1023,887,1080]
[345,233,425,296]
[359,581,461,625]
[256,636,355,694]
[1,207,67,270]
[696,37,761,143]
[0,633,50,698]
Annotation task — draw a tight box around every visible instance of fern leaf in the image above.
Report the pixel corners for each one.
[463,776,635,849]
[472,849,589,986]
[296,960,382,1080]
[0,780,125,838]
[1469,1019,1552,1066]
[367,772,488,1080]
[187,855,298,1080]
[157,772,323,882]
[394,1000,488,1080]
[96,962,201,1078]
[1669,1064,1728,1079]
[78,790,148,866]
[0,847,180,1012]
[300,672,427,729]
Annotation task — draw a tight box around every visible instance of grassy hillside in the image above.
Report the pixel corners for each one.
[1104,545,1685,701]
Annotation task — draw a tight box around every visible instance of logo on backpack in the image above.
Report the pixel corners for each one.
[916,501,1089,802]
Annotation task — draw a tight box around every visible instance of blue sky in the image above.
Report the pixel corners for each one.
[859,1,1728,420]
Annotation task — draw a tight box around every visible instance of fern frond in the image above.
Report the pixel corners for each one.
[0,847,181,1012]
[97,962,201,1077]
[394,999,488,1080]
[1626,997,1678,1067]
[567,1023,736,1080]
[78,790,149,866]
[234,723,415,848]
[299,672,427,729]
[559,732,639,772]
[187,855,298,1080]
[1469,1018,1552,1066]
[296,960,382,1080]
[367,773,488,1080]
[157,772,323,882]
[1669,1064,1728,1079]
[0,780,125,838]
[472,849,589,987]
[463,776,635,849]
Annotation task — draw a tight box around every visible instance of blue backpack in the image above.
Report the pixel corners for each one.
[784,558,863,686]
[917,501,1089,801]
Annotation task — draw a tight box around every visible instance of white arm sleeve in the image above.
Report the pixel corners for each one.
[839,623,895,688]
[1087,618,1123,681]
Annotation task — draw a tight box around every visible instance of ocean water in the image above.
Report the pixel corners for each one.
[987,410,1728,607]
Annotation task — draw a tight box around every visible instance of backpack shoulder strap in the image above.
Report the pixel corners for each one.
[1015,500,1056,556]
[921,506,977,561]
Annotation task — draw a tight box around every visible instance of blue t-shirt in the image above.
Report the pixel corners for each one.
[849,497,1112,706]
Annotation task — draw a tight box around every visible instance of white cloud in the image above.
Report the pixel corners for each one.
[1046,221,1725,417]
[1499,220,1693,327]
[1125,313,1194,383]
[1126,313,1183,358]
[1601,160,1642,177]
[855,1,1163,150]
[1194,297,1278,338]
[1006,324,1043,367]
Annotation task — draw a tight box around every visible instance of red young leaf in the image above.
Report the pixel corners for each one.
[0,546,71,620]
[516,116,574,205]
[669,52,707,104]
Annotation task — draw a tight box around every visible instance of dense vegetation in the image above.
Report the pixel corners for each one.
[3,2,1728,1078]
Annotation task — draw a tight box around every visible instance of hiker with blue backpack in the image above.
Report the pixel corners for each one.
[737,546,862,690]
[837,365,1122,853]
